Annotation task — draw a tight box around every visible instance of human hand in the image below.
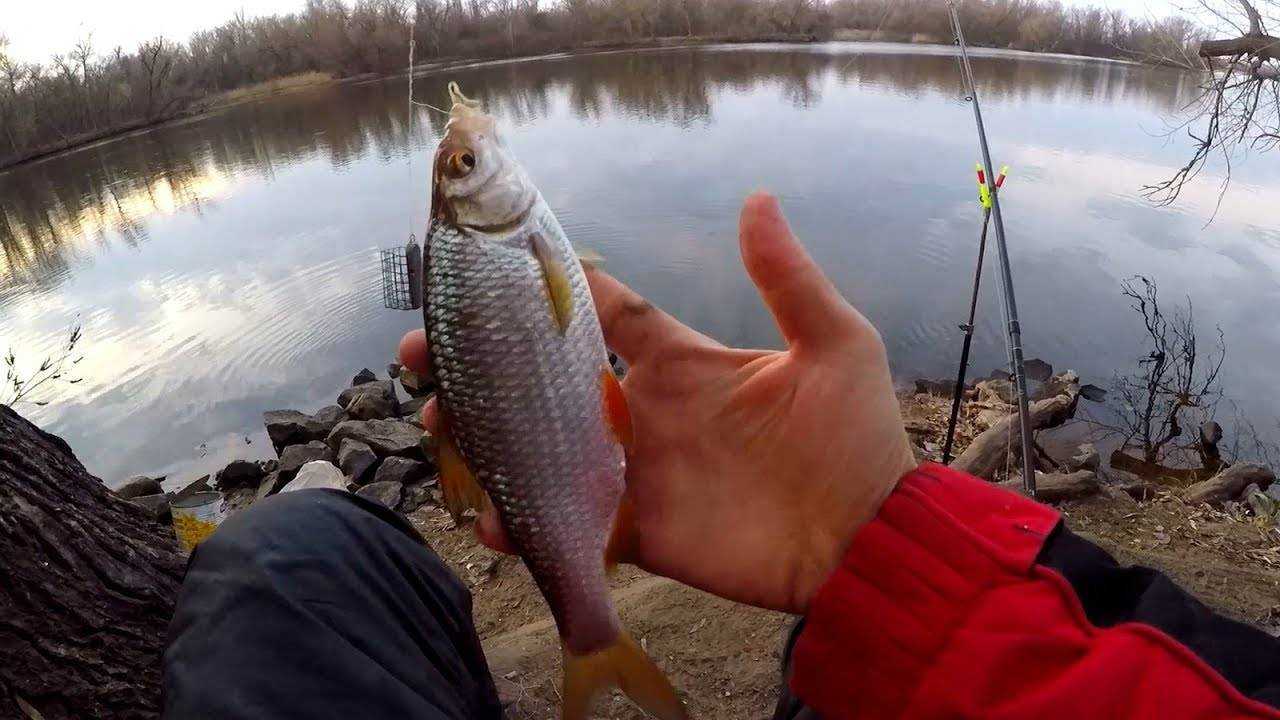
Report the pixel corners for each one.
[399,193,917,614]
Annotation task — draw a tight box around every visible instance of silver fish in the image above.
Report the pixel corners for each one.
[423,82,686,720]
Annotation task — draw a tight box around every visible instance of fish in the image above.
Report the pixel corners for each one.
[422,82,687,720]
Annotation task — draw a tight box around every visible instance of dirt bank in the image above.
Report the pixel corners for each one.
[400,388,1279,717]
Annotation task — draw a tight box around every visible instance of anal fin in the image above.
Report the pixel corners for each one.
[436,415,489,523]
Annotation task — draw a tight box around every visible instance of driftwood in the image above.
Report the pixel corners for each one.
[1001,470,1100,503]
[1109,449,1203,484]
[951,386,1079,480]
[1181,463,1276,507]
[0,405,184,719]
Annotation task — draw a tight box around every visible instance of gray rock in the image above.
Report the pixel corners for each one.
[255,470,285,502]
[312,405,347,433]
[357,480,403,510]
[398,479,437,514]
[398,368,433,397]
[374,456,431,486]
[222,486,259,515]
[347,389,399,421]
[326,418,423,458]
[263,410,331,454]
[116,474,163,499]
[129,493,172,524]
[215,459,268,491]
[1268,484,1280,502]
[388,362,402,378]
[1066,443,1101,473]
[279,441,336,479]
[353,368,377,386]
[281,461,346,493]
[338,379,395,409]
[976,378,1017,405]
[171,475,211,504]
[400,395,430,422]
[338,438,378,483]
[419,432,438,461]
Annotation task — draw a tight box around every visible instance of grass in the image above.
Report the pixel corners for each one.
[210,72,335,108]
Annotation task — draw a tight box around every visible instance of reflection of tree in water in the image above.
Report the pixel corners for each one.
[0,47,1192,293]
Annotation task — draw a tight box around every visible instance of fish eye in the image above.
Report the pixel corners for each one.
[445,150,477,178]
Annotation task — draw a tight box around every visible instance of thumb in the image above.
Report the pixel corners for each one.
[738,192,863,350]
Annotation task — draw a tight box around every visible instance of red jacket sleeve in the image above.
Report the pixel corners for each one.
[789,462,1280,719]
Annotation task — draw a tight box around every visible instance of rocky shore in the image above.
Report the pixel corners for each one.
[115,362,442,527]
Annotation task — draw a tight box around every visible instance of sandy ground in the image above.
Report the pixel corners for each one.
[403,391,1280,718]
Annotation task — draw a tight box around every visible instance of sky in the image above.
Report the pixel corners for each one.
[3,0,1182,64]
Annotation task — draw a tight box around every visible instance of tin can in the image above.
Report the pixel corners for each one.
[171,491,225,553]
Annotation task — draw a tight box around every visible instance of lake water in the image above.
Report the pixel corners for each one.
[3,43,1278,486]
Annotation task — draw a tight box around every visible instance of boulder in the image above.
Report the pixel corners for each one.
[398,479,437,514]
[398,368,432,397]
[171,475,211,504]
[128,493,172,524]
[255,470,285,502]
[1065,443,1101,473]
[347,390,399,421]
[352,368,377,386]
[279,441,336,479]
[312,405,348,433]
[263,410,331,454]
[357,481,403,510]
[976,378,1016,405]
[215,459,269,491]
[400,395,430,423]
[338,438,378,483]
[280,461,346,493]
[1182,464,1276,506]
[388,362,402,379]
[338,379,395,409]
[374,456,431,486]
[1268,483,1280,503]
[222,486,258,515]
[116,474,164,499]
[326,419,423,458]
[914,378,955,398]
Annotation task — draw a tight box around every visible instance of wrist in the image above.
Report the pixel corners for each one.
[793,444,919,612]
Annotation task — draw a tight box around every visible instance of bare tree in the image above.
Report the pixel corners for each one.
[1110,276,1226,467]
[1145,0,1280,206]
[136,38,177,119]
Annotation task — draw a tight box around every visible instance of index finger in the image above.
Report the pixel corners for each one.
[584,266,700,365]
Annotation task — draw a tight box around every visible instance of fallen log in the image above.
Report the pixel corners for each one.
[0,405,184,718]
[951,391,1078,480]
[1181,463,1276,507]
[1001,470,1100,503]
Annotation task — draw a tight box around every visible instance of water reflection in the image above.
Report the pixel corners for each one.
[0,43,1269,486]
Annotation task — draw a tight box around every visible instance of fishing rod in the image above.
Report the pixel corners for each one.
[945,0,1037,495]
[941,164,1005,464]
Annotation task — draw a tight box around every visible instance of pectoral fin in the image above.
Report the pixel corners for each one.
[532,232,574,334]
[436,415,489,523]
[600,366,634,451]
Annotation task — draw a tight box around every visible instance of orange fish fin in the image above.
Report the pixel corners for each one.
[562,631,687,720]
[604,495,636,572]
[600,365,634,451]
[531,232,574,334]
[435,416,489,523]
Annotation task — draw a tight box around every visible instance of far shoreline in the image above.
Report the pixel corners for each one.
[0,33,1157,174]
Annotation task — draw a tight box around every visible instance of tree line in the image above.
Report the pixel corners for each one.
[0,0,1201,166]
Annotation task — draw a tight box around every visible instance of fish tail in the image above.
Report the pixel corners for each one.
[562,630,687,720]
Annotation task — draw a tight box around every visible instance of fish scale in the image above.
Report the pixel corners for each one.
[426,214,624,652]
[424,82,686,720]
